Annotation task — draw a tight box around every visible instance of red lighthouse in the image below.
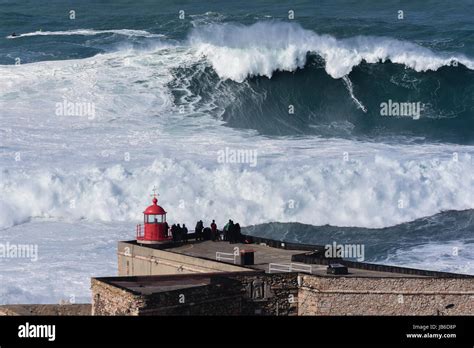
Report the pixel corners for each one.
[136,191,170,244]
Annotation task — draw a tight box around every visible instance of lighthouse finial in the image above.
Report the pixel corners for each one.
[150,186,159,204]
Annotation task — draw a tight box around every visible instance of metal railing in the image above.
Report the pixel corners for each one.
[135,225,194,240]
[136,224,144,239]
[216,252,237,264]
[268,263,312,274]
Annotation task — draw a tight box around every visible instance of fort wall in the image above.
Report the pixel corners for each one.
[92,272,474,316]
[91,239,474,316]
[91,272,298,316]
[298,275,474,315]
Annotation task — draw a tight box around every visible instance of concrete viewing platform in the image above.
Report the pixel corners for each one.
[118,236,472,279]
[165,240,427,278]
[171,239,299,271]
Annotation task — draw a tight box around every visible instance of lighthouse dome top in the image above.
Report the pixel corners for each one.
[144,197,166,215]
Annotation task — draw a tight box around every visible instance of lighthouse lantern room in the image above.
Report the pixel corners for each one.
[136,190,170,244]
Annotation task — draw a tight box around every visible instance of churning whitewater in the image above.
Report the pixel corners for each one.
[1,33,473,230]
[1,2,474,304]
[189,22,474,81]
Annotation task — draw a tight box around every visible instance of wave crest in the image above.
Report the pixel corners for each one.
[189,21,474,81]
[6,29,164,39]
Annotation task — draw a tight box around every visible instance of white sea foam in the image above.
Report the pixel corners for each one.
[6,29,164,39]
[0,152,473,231]
[189,21,474,81]
[1,46,474,231]
[0,220,132,304]
[342,76,367,112]
[1,27,474,304]
[379,241,474,275]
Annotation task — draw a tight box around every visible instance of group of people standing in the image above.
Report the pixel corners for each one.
[222,220,242,244]
[169,223,189,243]
[165,219,242,243]
[193,219,242,243]
[194,220,218,241]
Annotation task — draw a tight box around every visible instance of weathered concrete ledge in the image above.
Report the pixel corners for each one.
[0,304,91,316]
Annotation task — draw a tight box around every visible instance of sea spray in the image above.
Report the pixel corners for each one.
[189,22,474,82]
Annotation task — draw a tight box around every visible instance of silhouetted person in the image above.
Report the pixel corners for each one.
[195,220,204,241]
[171,224,178,241]
[229,222,237,244]
[210,220,217,241]
[182,224,188,243]
[234,223,241,243]
[202,227,210,240]
[225,220,235,242]
[164,221,169,238]
[176,224,182,242]
[228,224,234,243]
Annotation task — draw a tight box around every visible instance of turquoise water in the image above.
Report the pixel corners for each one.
[2,0,474,142]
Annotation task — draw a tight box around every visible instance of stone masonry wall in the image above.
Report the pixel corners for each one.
[298,275,474,316]
[142,272,299,316]
[93,273,474,316]
[91,279,146,315]
[138,278,243,315]
[91,272,299,316]
[234,272,299,316]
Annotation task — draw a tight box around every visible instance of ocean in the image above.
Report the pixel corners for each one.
[0,0,473,303]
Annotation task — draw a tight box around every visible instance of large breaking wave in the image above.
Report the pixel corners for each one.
[1,21,474,231]
[1,18,474,304]
[176,22,474,141]
[189,21,474,81]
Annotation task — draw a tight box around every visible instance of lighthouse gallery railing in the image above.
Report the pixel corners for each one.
[136,224,144,239]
